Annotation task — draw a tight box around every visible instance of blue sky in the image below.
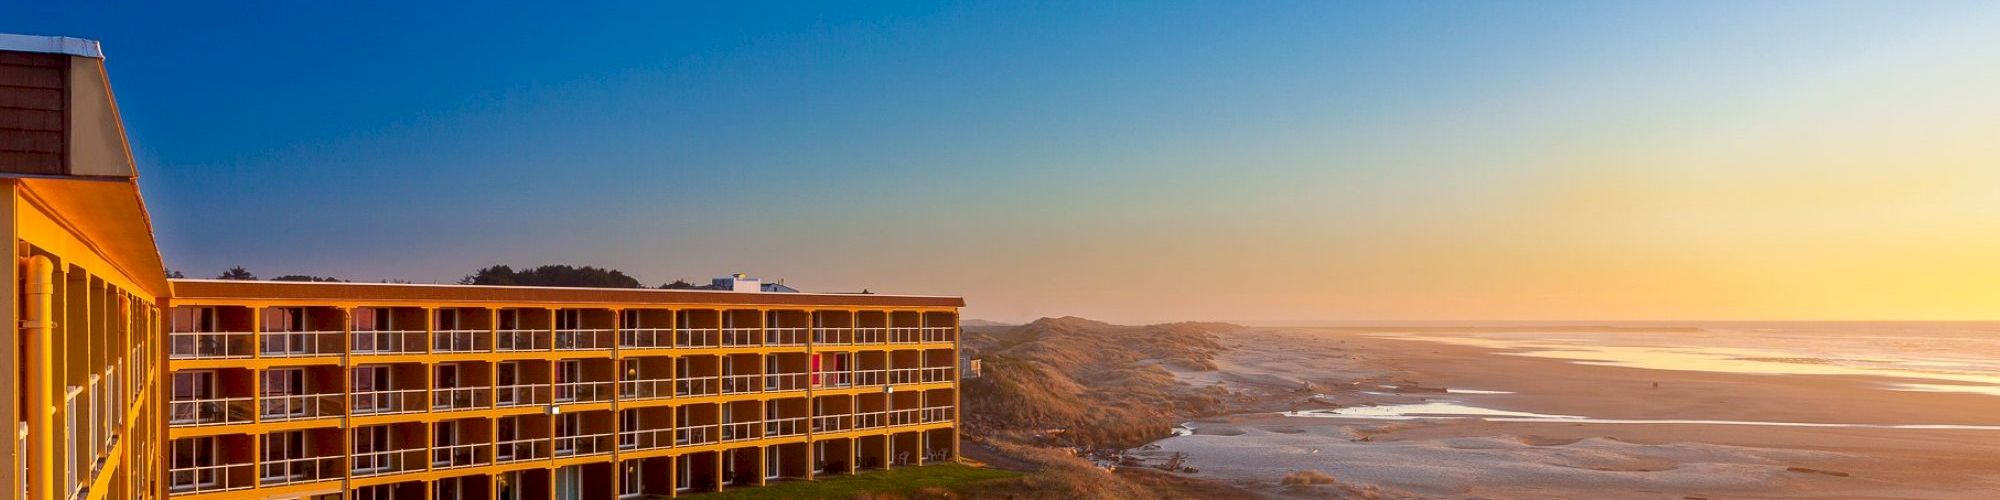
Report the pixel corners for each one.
[10,2,2000,323]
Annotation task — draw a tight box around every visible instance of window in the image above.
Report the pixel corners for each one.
[436,309,460,331]
[498,309,520,330]
[352,308,391,352]
[556,360,581,402]
[261,307,309,354]
[620,461,643,497]
[352,365,391,413]
[557,310,583,330]
[621,310,641,329]
[170,437,218,490]
[170,307,217,333]
[620,410,640,449]
[766,446,782,480]
[260,368,305,418]
[170,371,215,424]
[261,431,307,483]
[352,426,391,473]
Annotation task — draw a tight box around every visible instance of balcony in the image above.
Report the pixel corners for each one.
[351,329,426,355]
[432,442,491,470]
[432,386,494,411]
[765,327,808,347]
[888,408,923,427]
[259,455,340,487]
[720,420,762,443]
[496,436,549,464]
[853,369,886,387]
[496,384,552,408]
[816,369,853,389]
[721,374,760,395]
[921,326,955,343]
[889,327,923,345]
[676,423,718,447]
[676,327,718,348]
[853,411,885,430]
[764,416,807,438]
[432,329,490,353]
[169,396,254,427]
[495,329,549,352]
[555,381,613,403]
[258,330,343,358]
[621,327,673,349]
[675,376,718,397]
[812,327,851,346]
[812,414,852,433]
[720,328,759,347]
[620,427,673,451]
[350,389,426,415]
[853,327,887,344]
[258,394,343,422]
[921,366,955,383]
[555,328,614,351]
[349,448,425,478]
[620,378,673,401]
[765,372,808,393]
[554,432,613,457]
[888,368,922,385]
[922,405,954,423]
[169,331,253,359]
[168,461,254,495]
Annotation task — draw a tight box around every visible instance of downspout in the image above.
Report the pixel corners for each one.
[24,255,55,500]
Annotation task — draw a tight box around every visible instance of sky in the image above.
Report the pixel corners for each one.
[9,2,2000,324]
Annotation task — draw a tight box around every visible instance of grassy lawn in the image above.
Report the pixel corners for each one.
[670,463,1020,500]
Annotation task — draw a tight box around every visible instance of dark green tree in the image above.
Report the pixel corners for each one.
[272,275,346,283]
[461,264,642,288]
[216,266,256,280]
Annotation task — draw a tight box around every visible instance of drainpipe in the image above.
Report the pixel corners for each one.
[24,255,56,500]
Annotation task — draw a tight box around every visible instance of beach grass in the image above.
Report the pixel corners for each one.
[665,463,1020,499]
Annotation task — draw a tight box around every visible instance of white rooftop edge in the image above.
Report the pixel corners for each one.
[0,33,104,58]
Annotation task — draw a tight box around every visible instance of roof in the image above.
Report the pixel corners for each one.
[0,33,102,58]
[168,278,965,308]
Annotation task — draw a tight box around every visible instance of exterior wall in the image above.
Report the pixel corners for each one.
[163,287,960,500]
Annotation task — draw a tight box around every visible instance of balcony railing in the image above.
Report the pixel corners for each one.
[721,374,760,394]
[764,373,808,393]
[853,411,885,430]
[921,405,954,423]
[496,437,548,463]
[621,328,673,349]
[619,378,673,401]
[921,326,955,343]
[169,331,253,359]
[432,386,494,411]
[352,330,426,355]
[554,432,613,457]
[554,381,614,403]
[888,368,922,385]
[811,414,852,433]
[431,330,488,353]
[675,328,718,348]
[168,462,253,494]
[350,389,426,415]
[812,327,851,345]
[675,424,717,446]
[921,366,955,383]
[258,455,340,486]
[495,384,551,408]
[852,369,886,387]
[258,394,343,422]
[765,327,808,346]
[889,327,923,344]
[169,396,255,427]
[432,442,490,469]
[619,427,673,451]
[815,370,853,388]
[258,331,343,357]
[349,448,424,478]
[764,416,807,438]
[721,421,762,442]
[720,328,759,347]
[853,327,887,344]
[675,376,718,397]
[495,329,548,352]
[888,408,923,427]
[555,329,613,351]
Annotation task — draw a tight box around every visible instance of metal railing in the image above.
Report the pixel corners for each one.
[167,462,253,494]
[815,370,853,388]
[349,448,424,478]
[765,327,808,346]
[675,328,718,348]
[495,384,551,408]
[554,381,614,403]
[619,428,673,451]
[764,373,808,392]
[258,455,340,486]
[431,442,490,469]
[676,424,717,446]
[720,328,760,347]
[495,329,548,352]
[619,378,674,400]
[721,421,762,442]
[812,414,852,433]
[554,432,613,457]
[888,408,923,427]
[432,386,493,411]
[431,330,489,353]
[169,331,253,359]
[852,327,887,344]
[351,330,426,355]
[921,326,955,343]
[812,327,852,345]
[764,416,807,437]
[853,411,885,430]
[496,437,549,463]
[852,369,886,387]
[169,396,255,427]
[349,389,426,415]
[555,329,614,350]
[921,405,954,423]
[721,374,761,394]
[889,327,923,344]
[675,376,718,397]
[258,394,343,422]
[921,366,955,383]
[888,368,922,385]
[621,328,674,349]
[258,331,343,357]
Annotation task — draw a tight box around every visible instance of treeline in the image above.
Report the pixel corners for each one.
[171,264,708,289]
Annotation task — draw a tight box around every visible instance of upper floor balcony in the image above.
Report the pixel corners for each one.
[350,422,426,478]
[257,306,344,358]
[170,368,254,427]
[168,305,254,360]
[554,308,616,351]
[350,363,427,416]
[350,306,427,355]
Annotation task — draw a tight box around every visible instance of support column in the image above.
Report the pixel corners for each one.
[25,255,55,500]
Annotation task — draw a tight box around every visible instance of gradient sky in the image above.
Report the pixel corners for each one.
[10,2,2000,323]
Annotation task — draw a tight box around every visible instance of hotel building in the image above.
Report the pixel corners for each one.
[0,34,963,500]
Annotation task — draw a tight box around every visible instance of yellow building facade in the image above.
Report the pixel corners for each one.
[0,35,962,500]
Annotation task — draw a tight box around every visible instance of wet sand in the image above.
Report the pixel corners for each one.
[1136,328,2000,498]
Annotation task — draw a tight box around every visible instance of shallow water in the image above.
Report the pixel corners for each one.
[1287,401,2000,431]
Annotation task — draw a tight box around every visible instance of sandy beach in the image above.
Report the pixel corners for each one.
[1135,327,2000,498]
